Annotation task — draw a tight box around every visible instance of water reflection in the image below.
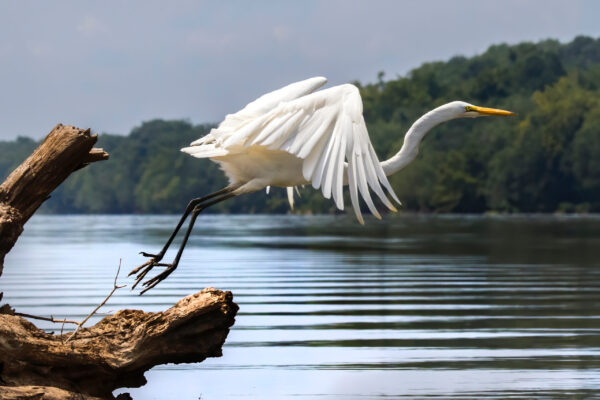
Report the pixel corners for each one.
[2,214,600,399]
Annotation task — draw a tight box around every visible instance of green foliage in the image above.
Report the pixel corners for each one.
[0,137,37,181]
[1,36,600,214]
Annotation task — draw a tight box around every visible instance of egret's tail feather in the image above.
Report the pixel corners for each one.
[286,187,295,209]
[181,144,228,158]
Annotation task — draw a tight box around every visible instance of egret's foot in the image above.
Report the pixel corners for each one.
[129,259,155,290]
[140,251,162,259]
[129,255,166,290]
[140,263,178,295]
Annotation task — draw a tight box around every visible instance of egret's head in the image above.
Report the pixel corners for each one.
[452,101,515,118]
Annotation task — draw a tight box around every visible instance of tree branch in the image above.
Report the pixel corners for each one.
[0,124,109,271]
[67,260,127,342]
[13,312,79,325]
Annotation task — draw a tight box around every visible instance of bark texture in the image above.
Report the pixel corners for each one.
[0,124,109,270]
[0,288,238,399]
[0,385,108,400]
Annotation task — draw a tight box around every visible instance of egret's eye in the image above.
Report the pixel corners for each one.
[465,106,475,112]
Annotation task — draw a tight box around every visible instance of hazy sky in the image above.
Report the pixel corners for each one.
[1,0,599,140]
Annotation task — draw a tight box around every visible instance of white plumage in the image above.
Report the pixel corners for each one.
[131,77,515,292]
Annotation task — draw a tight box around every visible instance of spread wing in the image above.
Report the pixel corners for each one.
[218,84,400,224]
[184,77,328,157]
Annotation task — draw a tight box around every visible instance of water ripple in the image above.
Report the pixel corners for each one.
[2,214,600,399]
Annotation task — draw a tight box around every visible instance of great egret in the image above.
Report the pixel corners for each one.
[130,76,514,292]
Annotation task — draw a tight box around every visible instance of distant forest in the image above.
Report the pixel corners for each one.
[2,36,600,215]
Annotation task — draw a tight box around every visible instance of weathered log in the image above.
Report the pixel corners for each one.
[0,288,238,399]
[0,385,108,400]
[0,124,109,270]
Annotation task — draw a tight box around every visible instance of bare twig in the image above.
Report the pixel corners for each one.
[13,312,79,325]
[13,260,127,338]
[66,260,127,342]
[60,318,66,343]
[13,312,78,344]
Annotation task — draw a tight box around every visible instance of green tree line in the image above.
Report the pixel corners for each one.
[2,36,600,214]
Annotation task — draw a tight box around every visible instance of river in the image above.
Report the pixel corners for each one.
[2,214,600,399]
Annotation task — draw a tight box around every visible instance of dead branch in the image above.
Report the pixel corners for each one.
[0,288,238,399]
[67,260,127,342]
[0,124,109,272]
[12,261,126,334]
[13,312,80,325]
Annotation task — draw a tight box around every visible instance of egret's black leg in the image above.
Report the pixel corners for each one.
[136,192,237,294]
[138,211,200,294]
[129,186,237,290]
[135,186,236,261]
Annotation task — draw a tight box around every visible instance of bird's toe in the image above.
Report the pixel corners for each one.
[140,251,161,259]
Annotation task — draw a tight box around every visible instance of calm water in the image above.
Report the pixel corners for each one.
[2,214,600,399]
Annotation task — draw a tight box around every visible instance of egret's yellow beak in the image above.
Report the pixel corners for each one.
[466,105,516,116]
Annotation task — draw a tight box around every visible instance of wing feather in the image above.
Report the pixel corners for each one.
[219,77,327,132]
[297,112,335,158]
[347,154,364,224]
[332,130,346,210]
[362,141,396,212]
[321,125,341,199]
[310,130,336,190]
[355,151,381,219]
[192,77,327,149]
[261,110,306,148]
[302,119,334,180]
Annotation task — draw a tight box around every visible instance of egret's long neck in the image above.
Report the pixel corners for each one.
[380,104,458,176]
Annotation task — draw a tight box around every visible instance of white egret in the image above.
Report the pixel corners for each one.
[130,76,514,292]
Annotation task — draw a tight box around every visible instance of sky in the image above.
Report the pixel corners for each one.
[0,0,599,140]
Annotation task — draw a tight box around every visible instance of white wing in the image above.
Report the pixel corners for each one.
[219,83,400,224]
[185,77,328,157]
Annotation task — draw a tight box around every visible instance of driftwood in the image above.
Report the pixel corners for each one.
[0,124,239,399]
[0,288,238,399]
